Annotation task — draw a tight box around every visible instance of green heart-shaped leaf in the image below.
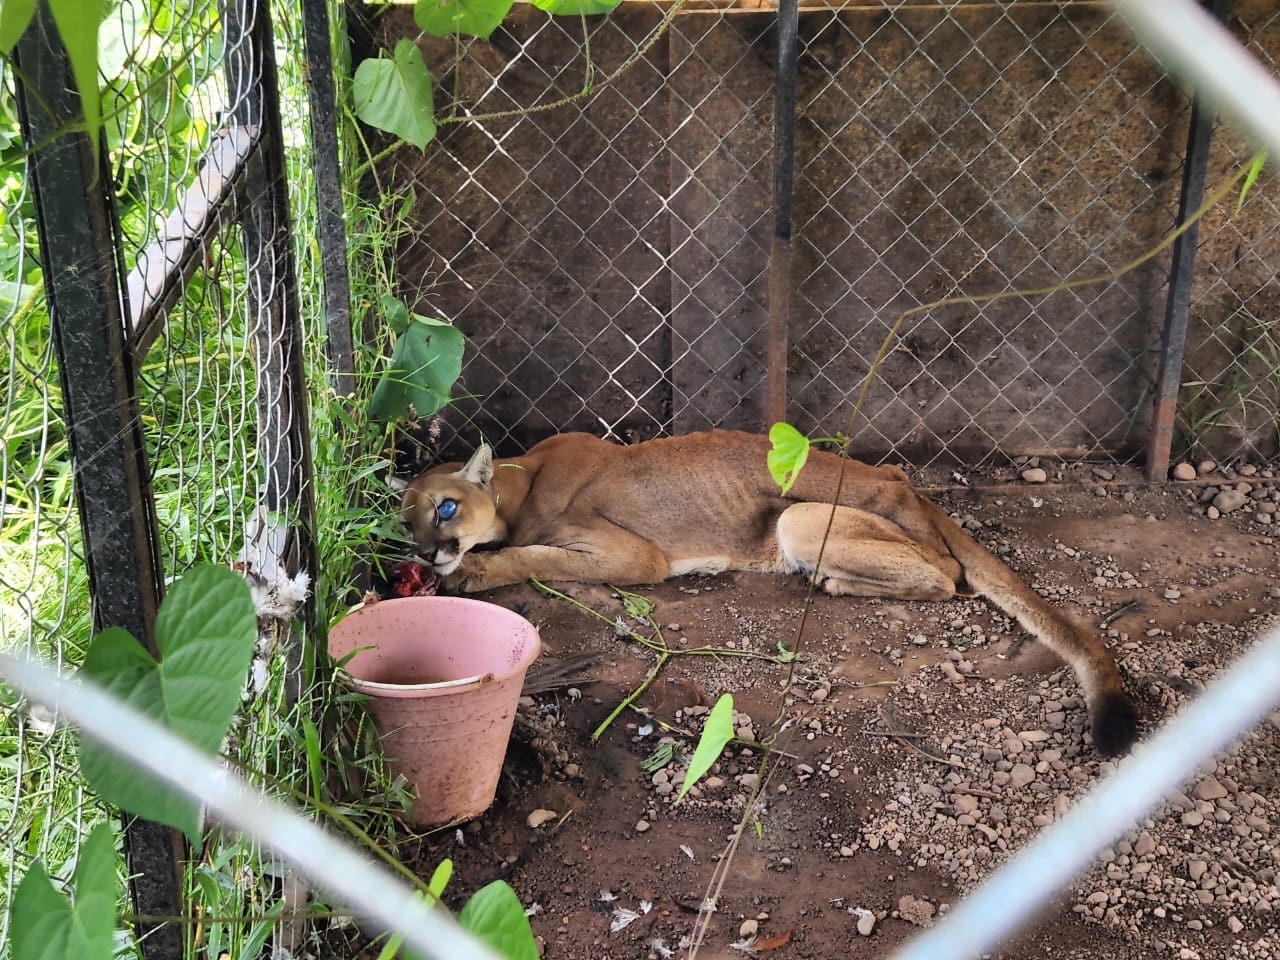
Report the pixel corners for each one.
[12,822,117,960]
[457,880,538,960]
[0,0,36,55]
[767,422,811,495]
[353,40,436,150]
[79,564,257,842]
[530,0,621,15]
[414,0,514,41]
[48,0,108,154]
[368,314,464,423]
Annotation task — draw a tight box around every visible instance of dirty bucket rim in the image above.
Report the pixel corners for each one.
[329,594,542,688]
[345,671,493,696]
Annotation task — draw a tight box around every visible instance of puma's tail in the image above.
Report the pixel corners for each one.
[922,499,1139,756]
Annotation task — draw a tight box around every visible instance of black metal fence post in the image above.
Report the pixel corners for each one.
[1146,0,1233,481]
[12,5,185,958]
[223,0,320,603]
[303,0,356,399]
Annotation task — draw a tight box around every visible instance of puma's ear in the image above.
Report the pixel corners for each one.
[398,481,416,514]
[387,473,410,496]
[458,443,494,489]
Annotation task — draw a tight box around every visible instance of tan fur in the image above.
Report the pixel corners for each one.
[401,429,1138,754]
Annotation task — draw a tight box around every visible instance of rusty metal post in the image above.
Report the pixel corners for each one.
[767,0,800,427]
[1146,0,1232,481]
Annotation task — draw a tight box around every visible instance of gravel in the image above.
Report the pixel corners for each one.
[847,611,1280,960]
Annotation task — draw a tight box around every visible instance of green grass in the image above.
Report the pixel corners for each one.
[0,290,102,952]
[1178,306,1280,461]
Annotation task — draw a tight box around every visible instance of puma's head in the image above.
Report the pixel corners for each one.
[400,445,498,575]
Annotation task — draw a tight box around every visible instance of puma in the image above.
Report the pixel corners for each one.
[401,430,1138,755]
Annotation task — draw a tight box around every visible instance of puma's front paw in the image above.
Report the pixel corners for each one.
[443,554,493,594]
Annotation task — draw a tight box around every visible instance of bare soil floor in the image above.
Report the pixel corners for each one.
[391,468,1280,959]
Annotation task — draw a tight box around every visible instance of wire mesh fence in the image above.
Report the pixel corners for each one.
[0,149,95,949]
[374,0,1279,469]
[2,0,1279,958]
[1,0,326,956]
[1174,1,1280,465]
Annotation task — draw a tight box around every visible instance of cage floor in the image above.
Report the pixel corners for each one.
[358,474,1280,959]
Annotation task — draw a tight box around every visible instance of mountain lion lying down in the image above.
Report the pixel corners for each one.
[400,429,1138,756]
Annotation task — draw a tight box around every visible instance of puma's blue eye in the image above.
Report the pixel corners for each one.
[437,499,458,521]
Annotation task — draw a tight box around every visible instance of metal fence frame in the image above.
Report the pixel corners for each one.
[896,0,1280,946]
[8,0,317,955]
[3,0,1278,958]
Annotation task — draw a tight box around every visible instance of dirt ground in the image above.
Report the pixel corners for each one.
[384,462,1280,959]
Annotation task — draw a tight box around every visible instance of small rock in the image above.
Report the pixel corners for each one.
[1197,460,1217,475]
[898,895,936,927]
[563,763,580,779]
[1181,810,1204,827]
[1134,831,1155,857]
[527,809,558,829]
[1092,466,1115,481]
[1213,489,1249,513]
[811,686,830,703]
[634,819,651,833]
[1009,763,1036,788]
[1164,588,1182,600]
[739,918,758,938]
[1021,467,1048,484]
[1172,462,1196,481]
[1228,916,1245,934]
[1193,777,1228,801]
[1189,859,1208,881]
[857,912,876,936]
[1207,505,1221,520]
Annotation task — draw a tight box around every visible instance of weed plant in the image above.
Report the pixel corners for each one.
[1178,306,1280,461]
[0,2,410,955]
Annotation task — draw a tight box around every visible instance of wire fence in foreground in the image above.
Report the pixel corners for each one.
[0,651,504,960]
[5,622,1280,960]
[891,2,1280,954]
[891,620,1280,959]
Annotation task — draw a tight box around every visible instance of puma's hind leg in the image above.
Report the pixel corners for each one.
[776,502,963,602]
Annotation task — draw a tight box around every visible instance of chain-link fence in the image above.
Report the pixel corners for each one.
[1175,1,1280,465]
[2,0,1278,958]
[1,0,326,956]
[373,0,1278,469]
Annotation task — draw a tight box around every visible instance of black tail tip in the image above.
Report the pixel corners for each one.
[1091,691,1140,757]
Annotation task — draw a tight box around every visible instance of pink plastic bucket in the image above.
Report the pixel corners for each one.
[328,596,542,826]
